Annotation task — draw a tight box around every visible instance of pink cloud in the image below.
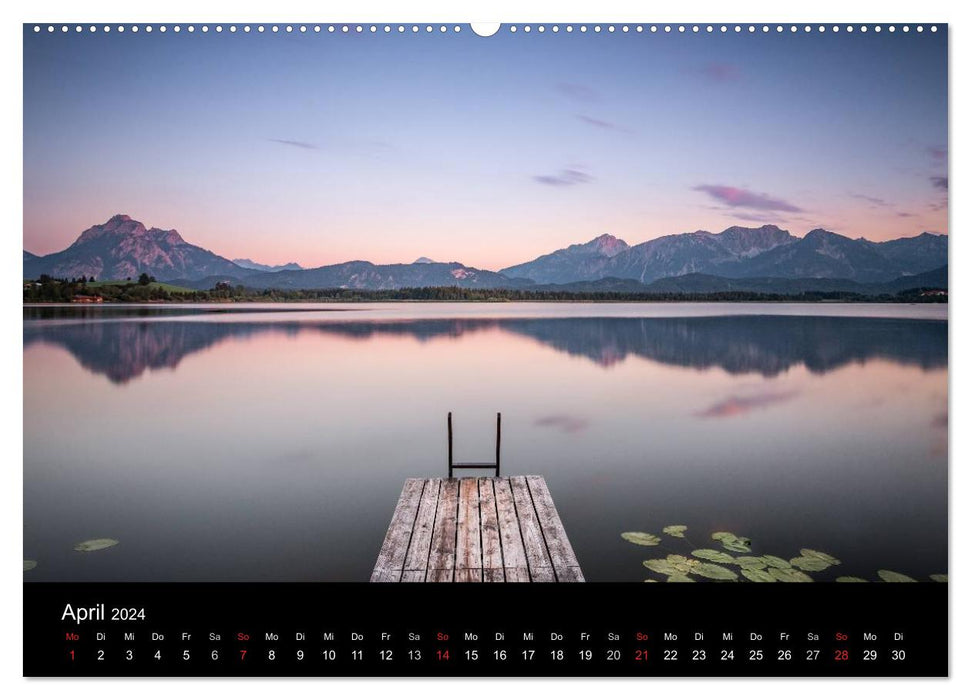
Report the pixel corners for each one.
[694,185,803,213]
[700,62,741,83]
[534,414,590,433]
[696,391,797,419]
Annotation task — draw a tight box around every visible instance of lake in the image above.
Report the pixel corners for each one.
[23,302,948,582]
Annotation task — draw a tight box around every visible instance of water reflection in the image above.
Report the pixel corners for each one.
[24,314,947,384]
[24,305,948,582]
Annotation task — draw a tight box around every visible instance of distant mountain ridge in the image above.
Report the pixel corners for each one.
[24,215,947,292]
[24,214,245,281]
[499,233,630,284]
[232,258,303,273]
[503,225,946,285]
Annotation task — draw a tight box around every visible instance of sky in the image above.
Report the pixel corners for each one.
[23,25,948,270]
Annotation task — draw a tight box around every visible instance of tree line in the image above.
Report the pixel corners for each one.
[23,277,946,304]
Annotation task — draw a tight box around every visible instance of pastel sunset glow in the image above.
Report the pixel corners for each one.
[24,27,947,269]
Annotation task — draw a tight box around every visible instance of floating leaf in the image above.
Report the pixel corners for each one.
[691,548,735,564]
[690,562,739,581]
[667,573,695,582]
[768,567,813,583]
[711,532,752,553]
[930,574,948,583]
[644,579,659,583]
[722,541,752,553]
[800,549,841,566]
[74,538,119,553]
[836,576,868,583]
[622,532,661,546]
[790,556,832,572]
[643,559,680,576]
[878,569,917,583]
[24,560,37,572]
[740,568,775,582]
[735,556,766,570]
[663,525,688,538]
[761,555,791,570]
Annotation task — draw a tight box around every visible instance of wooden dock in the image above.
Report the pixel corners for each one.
[371,476,584,582]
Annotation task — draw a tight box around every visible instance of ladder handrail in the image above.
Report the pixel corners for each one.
[447,412,501,478]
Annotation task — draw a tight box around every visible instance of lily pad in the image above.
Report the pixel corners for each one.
[667,573,695,582]
[761,555,792,570]
[735,556,767,570]
[768,567,813,583]
[711,532,752,553]
[643,559,681,576]
[691,562,739,581]
[836,576,868,583]
[790,556,832,572]
[663,525,688,538]
[930,574,948,583]
[691,548,735,564]
[722,541,752,553]
[740,568,775,582]
[644,579,659,583]
[74,538,119,553]
[800,549,841,566]
[878,569,917,583]
[24,560,37,572]
[622,532,661,546]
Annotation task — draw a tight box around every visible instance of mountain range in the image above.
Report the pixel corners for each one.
[232,258,303,273]
[24,215,948,293]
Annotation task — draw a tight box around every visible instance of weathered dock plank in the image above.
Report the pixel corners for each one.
[403,478,441,572]
[509,476,554,577]
[479,478,503,571]
[370,478,425,582]
[455,478,482,571]
[494,477,529,570]
[427,478,459,572]
[374,476,582,583]
[526,475,585,582]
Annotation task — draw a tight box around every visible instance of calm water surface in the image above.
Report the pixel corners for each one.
[23,303,948,581]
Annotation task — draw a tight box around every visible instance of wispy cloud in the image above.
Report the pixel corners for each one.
[931,176,948,191]
[850,193,891,208]
[696,391,797,419]
[928,146,948,162]
[576,114,631,133]
[534,414,590,434]
[268,138,319,150]
[699,62,741,83]
[850,193,915,219]
[534,168,593,187]
[731,212,781,224]
[555,82,599,102]
[694,185,803,213]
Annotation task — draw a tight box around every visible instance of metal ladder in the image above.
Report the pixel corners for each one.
[447,412,500,478]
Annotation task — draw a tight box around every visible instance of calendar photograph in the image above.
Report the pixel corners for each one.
[21,20,948,678]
